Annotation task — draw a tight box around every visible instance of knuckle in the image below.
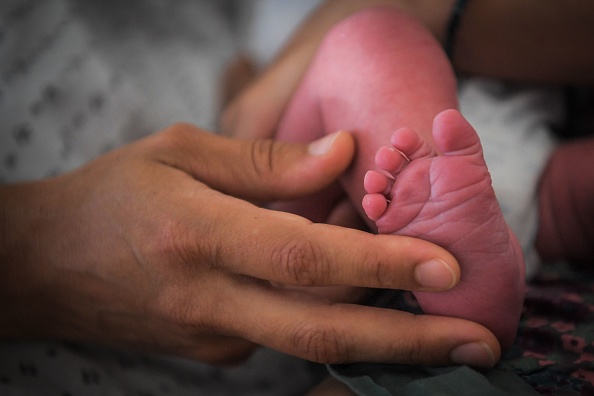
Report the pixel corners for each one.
[151,280,208,331]
[390,317,427,365]
[363,245,395,288]
[146,122,204,165]
[291,321,350,363]
[149,226,220,326]
[152,219,195,267]
[155,122,195,147]
[405,335,427,365]
[158,291,197,329]
[272,237,329,286]
[153,215,220,273]
[371,257,395,289]
[248,138,277,177]
[152,283,224,351]
[164,122,197,136]
[153,292,257,367]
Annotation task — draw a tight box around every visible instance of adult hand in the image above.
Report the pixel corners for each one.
[0,124,499,367]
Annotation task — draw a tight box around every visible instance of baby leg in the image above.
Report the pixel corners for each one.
[275,7,457,224]
[363,110,526,349]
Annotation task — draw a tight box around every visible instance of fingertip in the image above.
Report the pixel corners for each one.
[308,132,340,156]
[294,130,355,191]
[450,341,498,369]
[416,316,501,368]
[443,318,502,368]
[308,130,355,158]
[327,131,356,169]
[414,259,458,290]
[305,131,355,179]
[393,237,460,283]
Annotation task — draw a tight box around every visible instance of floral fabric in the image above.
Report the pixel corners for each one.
[504,262,594,395]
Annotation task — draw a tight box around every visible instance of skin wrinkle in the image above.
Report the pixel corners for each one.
[386,312,426,365]
[367,244,391,290]
[290,305,350,363]
[275,232,329,287]
[249,138,276,179]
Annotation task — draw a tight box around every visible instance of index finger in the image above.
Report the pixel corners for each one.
[211,200,459,293]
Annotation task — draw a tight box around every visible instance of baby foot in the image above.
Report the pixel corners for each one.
[363,109,525,349]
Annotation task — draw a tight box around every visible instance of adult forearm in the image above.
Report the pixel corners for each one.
[0,181,58,339]
[452,0,594,84]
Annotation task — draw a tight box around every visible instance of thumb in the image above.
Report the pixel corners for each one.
[217,131,355,201]
[168,125,356,201]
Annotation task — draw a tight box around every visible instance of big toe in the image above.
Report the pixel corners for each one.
[433,109,483,159]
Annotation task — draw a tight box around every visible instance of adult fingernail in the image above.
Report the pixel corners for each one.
[450,342,496,368]
[308,131,341,156]
[415,259,456,290]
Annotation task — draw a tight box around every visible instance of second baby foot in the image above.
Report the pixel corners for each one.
[362,109,525,349]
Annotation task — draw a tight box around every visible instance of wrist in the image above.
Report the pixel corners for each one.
[0,180,68,339]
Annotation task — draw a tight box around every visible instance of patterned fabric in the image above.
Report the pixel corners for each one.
[504,262,594,395]
[0,342,324,395]
[0,0,237,183]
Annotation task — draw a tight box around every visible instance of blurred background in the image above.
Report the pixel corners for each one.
[0,0,323,183]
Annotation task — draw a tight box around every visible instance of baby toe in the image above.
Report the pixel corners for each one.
[391,127,435,161]
[362,193,388,221]
[364,170,392,195]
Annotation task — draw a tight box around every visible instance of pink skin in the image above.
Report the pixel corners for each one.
[275,7,525,349]
[363,110,526,349]
[273,7,458,224]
